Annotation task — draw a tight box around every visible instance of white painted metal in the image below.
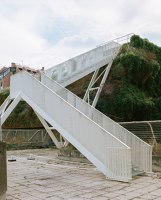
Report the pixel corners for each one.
[0,93,21,141]
[1,93,21,125]
[83,68,101,104]
[10,71,130,182]
[45,34,133,88]
[34,111,62,148]
[83,61,113,107]
[41,73,152,174]
[106,147,131,182]
[59,135,69,147]
[44,34,132,110]
[45,41,121,87]
[0,95,12,141]
[36,109,68,148]
[0,95,11,116]
[98,33,133,47]
[147,122,157,146]
[63,139,69,147]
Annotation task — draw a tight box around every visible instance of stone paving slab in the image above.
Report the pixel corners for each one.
[6,149,161,200]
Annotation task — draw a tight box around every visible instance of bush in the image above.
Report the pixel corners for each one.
[130,35,144,48]
[130,35,161,64]
[111,84,155,121]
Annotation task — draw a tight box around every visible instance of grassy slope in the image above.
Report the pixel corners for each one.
[96,35,161,121]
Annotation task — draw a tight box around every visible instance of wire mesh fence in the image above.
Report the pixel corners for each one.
[120,121,161,144]
[1,120,161,153]
[1,129,54,148]
[120,120,161,155]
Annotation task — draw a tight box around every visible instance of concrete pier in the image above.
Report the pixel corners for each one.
[0,142,7,200]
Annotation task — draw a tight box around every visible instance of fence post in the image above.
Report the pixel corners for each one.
[0,142,7,200]
[0,118,2,141]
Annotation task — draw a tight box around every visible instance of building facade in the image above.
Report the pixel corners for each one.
[0,63,41,91]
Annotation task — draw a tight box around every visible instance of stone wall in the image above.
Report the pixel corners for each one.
[0,142,7,200]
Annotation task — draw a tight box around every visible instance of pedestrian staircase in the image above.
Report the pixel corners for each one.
[0,34,152,182]
[41,73,152,179]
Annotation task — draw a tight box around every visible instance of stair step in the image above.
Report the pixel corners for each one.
[132,166,145,177]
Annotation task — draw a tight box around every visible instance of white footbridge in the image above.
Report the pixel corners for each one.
[0,34,152,182]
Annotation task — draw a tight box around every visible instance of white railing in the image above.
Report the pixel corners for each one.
[97,33,133,47]
[41,73,152,173]
[106,147,131,182]
[45,41,121,87]
[45,33,133,87]
[10,71,130,181]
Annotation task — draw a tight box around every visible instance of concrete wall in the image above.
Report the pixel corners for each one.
[0,142,7,200]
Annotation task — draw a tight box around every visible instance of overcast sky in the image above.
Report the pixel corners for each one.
[0,0,161,69]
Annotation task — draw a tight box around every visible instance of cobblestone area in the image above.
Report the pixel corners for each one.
[7,149,161,200]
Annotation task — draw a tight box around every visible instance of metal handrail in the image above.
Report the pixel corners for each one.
[41,73,152,173]
[97,33,134,47]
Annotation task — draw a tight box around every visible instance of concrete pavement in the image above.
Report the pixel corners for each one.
[7,149,161,200]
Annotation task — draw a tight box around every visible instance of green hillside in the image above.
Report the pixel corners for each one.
[96,35,161,121]
[1,35,161,128]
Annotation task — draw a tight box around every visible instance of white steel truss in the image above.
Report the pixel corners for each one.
[0,93,21,125]
[83,61,113,107]
[35,112,69,148]
[34,111,62,149]
[45,42,121,87]
[0,95,11,116]
[0,93,21,141]
[45,33,133,87]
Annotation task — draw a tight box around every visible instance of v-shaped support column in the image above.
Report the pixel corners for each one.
[35,111,63,149]
[0,93,21,141]
[0,95,12,116]
[0,93,21,125]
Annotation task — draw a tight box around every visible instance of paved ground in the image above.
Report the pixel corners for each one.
[7,149,161,200]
